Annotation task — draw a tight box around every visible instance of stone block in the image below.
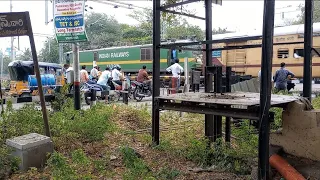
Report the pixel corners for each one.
[6,133,53,171]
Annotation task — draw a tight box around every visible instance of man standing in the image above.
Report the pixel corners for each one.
[90,65,99,80]
[166,58,184,91]
[80,65,89,84]
[137,65,152,88]
[273,62,295,91]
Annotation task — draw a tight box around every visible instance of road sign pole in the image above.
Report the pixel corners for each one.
[73,43,81,110]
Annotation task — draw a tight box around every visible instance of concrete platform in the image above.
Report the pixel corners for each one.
[6,133,53,171]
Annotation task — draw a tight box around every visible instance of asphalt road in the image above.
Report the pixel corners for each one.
[3,83,320,111]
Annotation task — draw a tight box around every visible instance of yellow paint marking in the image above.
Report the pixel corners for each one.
[79,58,195,66]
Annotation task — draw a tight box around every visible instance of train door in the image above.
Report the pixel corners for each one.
[226,42,246,75]
[167,48,177,67]
[93,51,99,67]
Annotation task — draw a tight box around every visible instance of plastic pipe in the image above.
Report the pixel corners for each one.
[269,154,306,180]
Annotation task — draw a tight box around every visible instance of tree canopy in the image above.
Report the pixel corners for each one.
[39,8,229,63]
[295,1,320,24]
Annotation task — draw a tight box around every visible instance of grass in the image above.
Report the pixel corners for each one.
[5,92,320,179]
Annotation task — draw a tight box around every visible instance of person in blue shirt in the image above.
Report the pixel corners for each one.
[273,62,295,91]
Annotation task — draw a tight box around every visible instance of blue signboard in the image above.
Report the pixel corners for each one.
[212,50,221,57]
[54,14,84,28]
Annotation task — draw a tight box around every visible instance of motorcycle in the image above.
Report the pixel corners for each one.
[81,82,120,105]
[131,81,152,102]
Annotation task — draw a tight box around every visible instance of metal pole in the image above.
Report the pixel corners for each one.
[225,67,231,142]
[258,0,275,179]
[25,12,51,137]
[73,43,81,110]
[0,52,3,115]
[59,44,63,64]
[45,0,49,25]
[0,52,3,81]
[214,66,222,141]
[204,0,214,142]
[152,0,161,145]
[303,0,313,101]
[183,57,189,93]
[10,0,14,62]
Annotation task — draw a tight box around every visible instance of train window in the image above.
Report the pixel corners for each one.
[293,49,304,58]
[141,48,152,61]
[277,49,289,58]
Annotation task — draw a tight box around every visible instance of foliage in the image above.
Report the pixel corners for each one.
[0,146,20,179]
[16,48,32,61]
[0,56,12,75]
[120,146,153,179]
[39,38,71,64]
[313,96,320,109]
[82,12,123,50]
[296,1,320,24]
[155,166,180,180]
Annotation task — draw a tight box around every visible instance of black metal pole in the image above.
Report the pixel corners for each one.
[225,67,231,142]
[152,0,161,145]
[214,66,222,141]
[204,0,214,142]
[303,0,314,101]
[258,0,275,179]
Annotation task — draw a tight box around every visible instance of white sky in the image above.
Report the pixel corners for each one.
[0,0,303,56]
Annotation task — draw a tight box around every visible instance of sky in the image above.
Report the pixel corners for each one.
[0,0,303,57]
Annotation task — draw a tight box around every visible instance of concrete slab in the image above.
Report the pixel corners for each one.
[6,133,53,171]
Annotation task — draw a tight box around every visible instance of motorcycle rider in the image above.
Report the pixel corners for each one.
[137,65,152,90]
[97,67,112,90]
[111,65,123,86]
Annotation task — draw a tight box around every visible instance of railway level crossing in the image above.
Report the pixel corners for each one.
[151,0,315,180]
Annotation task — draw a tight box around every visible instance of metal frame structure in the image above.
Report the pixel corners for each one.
[152,0,314,179]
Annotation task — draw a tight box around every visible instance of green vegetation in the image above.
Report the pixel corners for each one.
[2,94,319,179]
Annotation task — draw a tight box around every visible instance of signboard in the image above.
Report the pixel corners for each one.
[212,50,221,58]
[53,0,88,43]
[0,12,29,37]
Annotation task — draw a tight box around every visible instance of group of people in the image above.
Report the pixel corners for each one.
[79,65,124,91]
[258,62,295,92]
[62,57,185,93]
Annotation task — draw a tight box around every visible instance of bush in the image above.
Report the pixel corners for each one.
[0,146,20,179]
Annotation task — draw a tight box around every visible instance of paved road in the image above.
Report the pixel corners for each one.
[3,83,320,111]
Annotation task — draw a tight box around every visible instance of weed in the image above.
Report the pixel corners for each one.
[120,146,153,179]
[0,145,20,179]
[156,166,180,180]
[47,152,76,179]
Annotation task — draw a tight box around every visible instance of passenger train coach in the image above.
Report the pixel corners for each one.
[204,22,320,79]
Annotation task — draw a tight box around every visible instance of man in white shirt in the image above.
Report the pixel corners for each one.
[90,65,99,80]
[166,59,184,90]
[97,67,112,90]
[111,65,122,85]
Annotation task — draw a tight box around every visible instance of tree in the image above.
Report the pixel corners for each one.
[16,48,32,61]
[81,12,123,49]
[288,2,320,25]
[1,56,12,75]
[39,38,71,64]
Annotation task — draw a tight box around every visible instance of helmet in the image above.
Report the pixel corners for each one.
[116,65,121,70]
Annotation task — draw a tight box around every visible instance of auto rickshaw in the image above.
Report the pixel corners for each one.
[8,60,65,97]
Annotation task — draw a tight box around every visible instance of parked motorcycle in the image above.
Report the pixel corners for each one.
[81,83,120,105]
[131,81,152,102]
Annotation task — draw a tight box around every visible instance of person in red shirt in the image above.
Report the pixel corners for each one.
[137,65,152,88]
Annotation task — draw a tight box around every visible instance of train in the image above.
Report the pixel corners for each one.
[65,39,201,76]
[65,22,320,81]
[206,22,320,79]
